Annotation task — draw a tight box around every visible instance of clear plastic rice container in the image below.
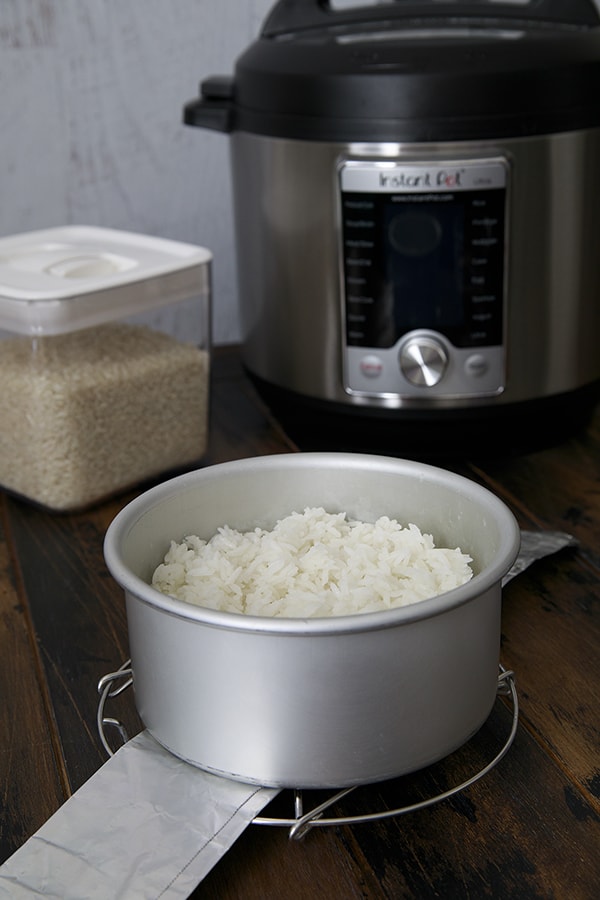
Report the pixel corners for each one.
[0,226,211,512]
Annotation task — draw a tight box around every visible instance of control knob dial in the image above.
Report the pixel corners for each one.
[399,335,449,387]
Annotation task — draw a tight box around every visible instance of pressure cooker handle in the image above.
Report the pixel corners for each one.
[261,0,600,36]
[183,76,236,134]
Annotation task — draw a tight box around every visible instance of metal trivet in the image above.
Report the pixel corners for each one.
[97,663,518,840]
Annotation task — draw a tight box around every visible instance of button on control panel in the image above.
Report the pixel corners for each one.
[359,354,384,378]
[464,353,490,378]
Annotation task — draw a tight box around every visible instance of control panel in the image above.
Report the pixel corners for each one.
[339,157,508,399]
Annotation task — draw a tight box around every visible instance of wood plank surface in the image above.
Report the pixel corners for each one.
[0,499,66,862]
[470,413,600,562]
[468,415,600,807]
[2,497,136,793]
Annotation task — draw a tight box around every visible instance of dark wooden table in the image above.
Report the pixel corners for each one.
[1,346,599,899]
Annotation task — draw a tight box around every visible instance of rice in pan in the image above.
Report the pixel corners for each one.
[152,507,473,618]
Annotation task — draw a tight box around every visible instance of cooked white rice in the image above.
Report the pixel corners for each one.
[151,507,473,618]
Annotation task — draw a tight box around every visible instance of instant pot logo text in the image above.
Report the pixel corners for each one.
[379,169,464,190]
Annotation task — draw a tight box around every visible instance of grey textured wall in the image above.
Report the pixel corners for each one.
[0,0,273,344]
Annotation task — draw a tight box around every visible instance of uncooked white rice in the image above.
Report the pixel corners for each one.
[151,507,473,618]
[0,323,209,511]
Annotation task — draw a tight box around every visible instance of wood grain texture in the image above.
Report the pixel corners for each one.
[500,564,600,803]
[470,413,600,566]
[468,414,600,807]
[2,499,134,793]
[0,498,66,863]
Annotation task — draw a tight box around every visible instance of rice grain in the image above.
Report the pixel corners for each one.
[0,323,209,510]
[152,507,473,618]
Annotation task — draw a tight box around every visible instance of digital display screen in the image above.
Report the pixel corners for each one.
[385,194,465,338]
[342,187,505,349]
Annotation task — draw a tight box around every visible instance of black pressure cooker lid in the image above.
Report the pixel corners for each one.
[185,0,600,142]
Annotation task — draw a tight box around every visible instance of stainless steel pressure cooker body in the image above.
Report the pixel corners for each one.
[185,0,600,452]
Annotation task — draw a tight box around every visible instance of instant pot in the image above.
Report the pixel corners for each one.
[185,0,600,454]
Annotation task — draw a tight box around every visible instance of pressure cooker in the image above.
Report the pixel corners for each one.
[185,0,600,454]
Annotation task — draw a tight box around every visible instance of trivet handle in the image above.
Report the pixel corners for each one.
[97,660,133,756]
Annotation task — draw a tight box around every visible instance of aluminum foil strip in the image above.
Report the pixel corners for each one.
[0,731,278,900]
[502,530,577,586]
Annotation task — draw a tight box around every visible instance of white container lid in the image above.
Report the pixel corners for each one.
[0,226,212,335]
